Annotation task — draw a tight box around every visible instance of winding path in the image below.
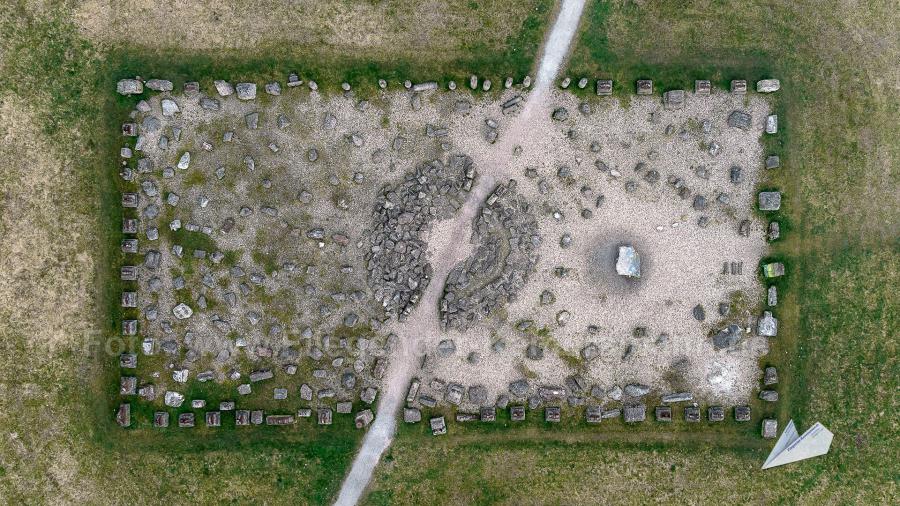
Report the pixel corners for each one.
[333,1,587,504]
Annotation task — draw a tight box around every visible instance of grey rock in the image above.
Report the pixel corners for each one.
[235,83,256,100]
[508,379,530,397]
[764,366,779,385]
[768,222,781,241]
[616,245,641,277]
[661,392,693,403]
[727,110,752,130]
[214,80,234,96]
[551,107,569,121]
[756,79,780,93]
[623,404,646,423]
[758,311,778,336]
[526,344,544,360]
[759,390,779,402]
[624,383,650,397]
[404,408,421,423]
[437,339,456,357]
[581,343,600,361]
[768,286,778,306]
[713,324,743,349]
[692,304,706,321]
[759,191,782,211]
[607,385,623,401]
[116,79,143,95]
[467,385,488,406]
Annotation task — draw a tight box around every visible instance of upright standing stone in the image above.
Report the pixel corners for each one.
[694,80,711,95]
[731,80,748,94]
[430,416,447,435]
[636,80,653,95]
[596,79,612,96]
[758,311,779,337]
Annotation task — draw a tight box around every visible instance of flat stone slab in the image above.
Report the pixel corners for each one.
[759,191,782,211]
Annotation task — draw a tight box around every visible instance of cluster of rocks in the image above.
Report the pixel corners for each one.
[365,155,476,320]
[119,74,536,101]
[116,350,383,429]
[407,396,757,436]
[439,179,540,331]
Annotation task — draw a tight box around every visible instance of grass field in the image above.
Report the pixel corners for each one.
[366,1,899,503]
[0,0,896,503]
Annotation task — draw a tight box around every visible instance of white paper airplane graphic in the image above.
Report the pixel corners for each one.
[762,419,834,469]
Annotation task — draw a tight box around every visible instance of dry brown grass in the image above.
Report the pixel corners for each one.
[0,97,97,350]
[74,0,530,57]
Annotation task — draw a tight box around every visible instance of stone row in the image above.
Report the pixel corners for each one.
[116,404,374,429]
[415,404,777,437]
[554,77,780,97]
[116,74,536,99]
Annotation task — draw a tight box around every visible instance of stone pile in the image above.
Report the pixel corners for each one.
[438,179,540,331]
[366,155,476,320]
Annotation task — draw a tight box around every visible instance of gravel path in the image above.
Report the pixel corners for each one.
[332,2,587,504]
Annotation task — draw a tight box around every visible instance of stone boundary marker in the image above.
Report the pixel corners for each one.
[114,75,783,439]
